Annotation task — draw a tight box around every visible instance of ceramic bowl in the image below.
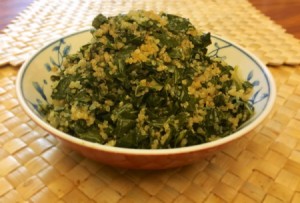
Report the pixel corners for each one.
[16,29,276,169]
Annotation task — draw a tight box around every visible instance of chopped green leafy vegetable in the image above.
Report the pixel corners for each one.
[42,10,254,149]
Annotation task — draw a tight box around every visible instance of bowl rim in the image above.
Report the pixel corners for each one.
[16,29,276,156]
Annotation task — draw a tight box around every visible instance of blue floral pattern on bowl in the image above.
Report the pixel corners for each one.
[30,39,72,111]
[45,38,71,71]
[207,36,270,107]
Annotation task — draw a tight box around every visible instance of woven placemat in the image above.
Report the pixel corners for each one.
[1,0,300,67]
[1,67,300,202]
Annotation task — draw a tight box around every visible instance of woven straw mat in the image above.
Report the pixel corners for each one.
[1,0,300,67]
[2,0,300,202]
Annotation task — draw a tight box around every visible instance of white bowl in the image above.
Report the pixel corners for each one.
[16,29,276,169]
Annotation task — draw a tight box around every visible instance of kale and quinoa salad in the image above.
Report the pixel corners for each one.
[41,10,254,149]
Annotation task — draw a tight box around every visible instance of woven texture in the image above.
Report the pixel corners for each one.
[1,0,300,67]
[2,0,300,202]
[1,68,300,202]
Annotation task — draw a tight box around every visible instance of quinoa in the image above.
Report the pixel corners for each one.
[42,10,254,149]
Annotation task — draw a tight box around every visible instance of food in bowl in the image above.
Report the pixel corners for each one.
[40,10,254,149]
[16,10,275,169]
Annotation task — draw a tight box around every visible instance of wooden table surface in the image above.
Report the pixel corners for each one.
[250,0,300,39]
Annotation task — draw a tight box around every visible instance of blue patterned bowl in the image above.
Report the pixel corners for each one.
[16,29,276,169]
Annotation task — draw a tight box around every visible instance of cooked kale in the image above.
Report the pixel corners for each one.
[42,10,254,149]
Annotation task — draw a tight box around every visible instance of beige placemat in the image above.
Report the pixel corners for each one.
[1,66,300,202]
[2,0,300,202]
[1,0,300,67]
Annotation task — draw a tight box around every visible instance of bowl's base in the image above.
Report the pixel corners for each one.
[59,139,225,170]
